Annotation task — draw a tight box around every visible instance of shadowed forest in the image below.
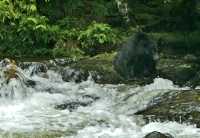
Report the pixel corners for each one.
[0,0,199,59]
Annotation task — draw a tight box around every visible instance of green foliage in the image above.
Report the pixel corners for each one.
[0,0,64,58]
[52,47,84,59]
[37,0,122,25]
[0,15,62,57]
[0,0,199,58]
[0,0,126,58]
[52,40,84,59]
[78,22,119,55]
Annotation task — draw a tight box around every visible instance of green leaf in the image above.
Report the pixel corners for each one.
[34,24,47,30]
[29,4,37,12]
[26,17,38,24]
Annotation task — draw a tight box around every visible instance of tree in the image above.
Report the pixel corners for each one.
[171,0,198,32]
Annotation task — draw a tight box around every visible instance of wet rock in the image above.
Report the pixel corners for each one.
[55,101,92,111]
[18,62,32,70]
[82,95,100,101]
[55,95,100,111]
[67,52,200,86]
[144,131,173,138]
[30,63,48,76]
[114,32,158,80]
[157,57,200,87]
[136,90,200,127]
[61,67,88,83]
[69,53,123,84]
[68,53,156,85]
[24,79,36,87]
[54,58,77,66]
[15,52,200,86]
[18,62,48,76]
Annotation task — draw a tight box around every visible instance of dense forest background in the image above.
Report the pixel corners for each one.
[0,0,200,59]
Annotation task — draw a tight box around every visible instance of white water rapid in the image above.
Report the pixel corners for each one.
[0,61,199,138]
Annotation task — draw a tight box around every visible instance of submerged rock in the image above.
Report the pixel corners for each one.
[30,63,48,76]
[24,79,36,87]
[144,131,173,138]
[55,95,100,111]
[136,90,200,127]
[61,67,88,83]
[55,101,92,111]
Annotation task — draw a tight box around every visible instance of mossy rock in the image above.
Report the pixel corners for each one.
[69,53,123,84]
[136,90,200,127]
[69,53,154,85]
[69,52,200,86]
[157,56,200,87]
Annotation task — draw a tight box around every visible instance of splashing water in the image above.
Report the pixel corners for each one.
[0,61,199,138]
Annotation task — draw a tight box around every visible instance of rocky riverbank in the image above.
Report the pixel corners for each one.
[60,52,200,87]
[135,89,200,128]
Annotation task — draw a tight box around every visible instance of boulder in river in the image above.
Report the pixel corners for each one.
[30,63,48,76]
[144,131,173,138]
[157,55,200,87]
[136,90,200,127]
[62,51,200,86]
[55,101,92,111]
[61,67,88,83]
[55,95,100,111]
[68,53,123,84]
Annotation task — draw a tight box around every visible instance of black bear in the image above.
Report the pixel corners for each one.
[113,32,158,80]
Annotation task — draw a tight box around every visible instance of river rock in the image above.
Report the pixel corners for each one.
[18,62,48,75]
[55,95,100,111]
[16,50,200,86]
[61,51,200,86]
[24,79,36,87]
[69,53,123,84]
[30,63,48,76]
[61,67,88,83]
[136,90,200,127]
[157,56,200,87]
[144,131,173,138]
[54,58,77,66]
[55,101,92,111]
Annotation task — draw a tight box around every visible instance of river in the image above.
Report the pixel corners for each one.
[0,61,199,138]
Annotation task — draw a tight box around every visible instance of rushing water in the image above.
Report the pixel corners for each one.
[0,61,200,138]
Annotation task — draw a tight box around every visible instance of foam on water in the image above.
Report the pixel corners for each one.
[0,62,199,138]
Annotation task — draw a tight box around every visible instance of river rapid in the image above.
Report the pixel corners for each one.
[0,61,199,138]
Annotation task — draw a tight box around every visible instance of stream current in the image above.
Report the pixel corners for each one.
[0,61,199,138]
